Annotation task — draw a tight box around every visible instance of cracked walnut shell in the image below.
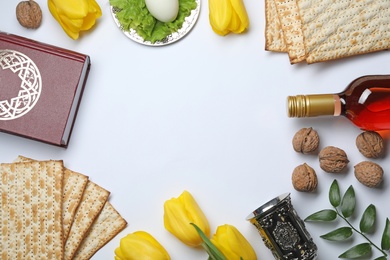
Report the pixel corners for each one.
[319,146,349,173]
[292,163,318,192]
[292,127,320,154]
[354,161,383,188]
[356,131,385,158]
[16,0,42,29]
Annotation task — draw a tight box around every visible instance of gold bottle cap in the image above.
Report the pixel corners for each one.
[287,94,336,117]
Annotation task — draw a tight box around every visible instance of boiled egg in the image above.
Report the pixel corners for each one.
[145,0,179,23]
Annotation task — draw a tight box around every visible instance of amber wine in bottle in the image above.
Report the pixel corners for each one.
[287,75,390,131]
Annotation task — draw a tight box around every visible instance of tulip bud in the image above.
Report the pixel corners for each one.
[164,190,210,247]
[48,0,102,40]
[114,231,170,260]
[208,0,249,35]
[211,224,257,260]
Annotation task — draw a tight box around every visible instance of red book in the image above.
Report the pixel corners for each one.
[0,32,90,147]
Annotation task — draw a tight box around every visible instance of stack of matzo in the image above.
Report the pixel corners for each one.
[265,0,390,64]
[0,156,127,259]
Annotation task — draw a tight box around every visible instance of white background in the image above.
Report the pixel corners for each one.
[1,0,390,259]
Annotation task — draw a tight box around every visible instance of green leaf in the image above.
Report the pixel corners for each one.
[329,179,341,207]
[338,243,371,258]
[341,185,356,218]
[190,223,226,260]
[320,227,353,241]
[381,218,390,250]
[359,204,376,233]
[373,257,387,260]
[305,209,337,222]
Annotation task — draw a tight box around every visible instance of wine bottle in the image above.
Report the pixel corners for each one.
[287,75,390,131]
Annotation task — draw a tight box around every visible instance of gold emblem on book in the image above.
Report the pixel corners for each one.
[0,49,42,120]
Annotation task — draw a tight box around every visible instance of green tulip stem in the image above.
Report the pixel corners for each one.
[190,223,226,260]
[334,207,388,257]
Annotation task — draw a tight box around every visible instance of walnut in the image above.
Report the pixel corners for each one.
[319,146,349,173]
[16,0,42,29]
[292,127,320,154]
[292,163,318,192]
[354,161,383,188]
[356,131,385,158]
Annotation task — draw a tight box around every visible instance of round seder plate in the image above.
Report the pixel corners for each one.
[110,0,200,46]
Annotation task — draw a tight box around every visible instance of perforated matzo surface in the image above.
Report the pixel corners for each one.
[297,0,390,63]
[0,161,64,259]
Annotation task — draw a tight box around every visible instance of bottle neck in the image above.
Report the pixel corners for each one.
[287,94,341,117]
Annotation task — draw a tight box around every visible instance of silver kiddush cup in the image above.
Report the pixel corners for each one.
[246,193,318,260]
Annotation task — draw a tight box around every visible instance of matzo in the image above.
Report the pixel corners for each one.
[265,0,287,52]
[297,0,390,63]
[64,181,110,260]
[14,155,89,241]
[73,202,127,260]
[62,168,89,240]
[273,0,307,63]
[0,161,64,260]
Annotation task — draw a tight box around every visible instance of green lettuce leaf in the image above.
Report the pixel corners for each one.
[110,0,197,43]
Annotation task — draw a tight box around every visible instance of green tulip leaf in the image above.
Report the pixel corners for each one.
[320,227,353,241]
[190,223,226,260]
[359,204,376,233]
[305,209,337,222]
[329,179,341,207]
[381,218,390,250]
[341,185,356,218]
[338,243,372,258]
[373,257,387,260]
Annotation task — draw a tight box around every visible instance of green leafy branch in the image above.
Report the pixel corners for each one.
[305,179,390,259]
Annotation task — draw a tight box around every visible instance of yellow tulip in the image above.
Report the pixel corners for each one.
[208,0,249,35]
[164,190,210,247]
[48,0,102,39]
[114,231,170,260]
[228,0,249,33]
[211,224,257,260]
[209,0,232,35]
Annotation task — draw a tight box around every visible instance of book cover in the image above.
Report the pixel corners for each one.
[0,31,90,147]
